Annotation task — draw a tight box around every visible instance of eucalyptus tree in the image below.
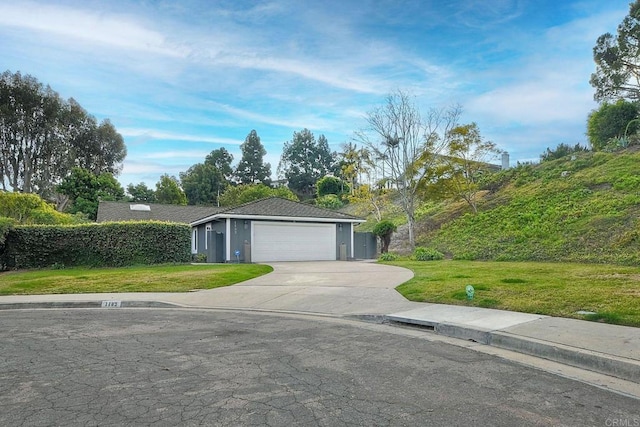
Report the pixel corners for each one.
[0,70,126,199]
[591,0,640,101]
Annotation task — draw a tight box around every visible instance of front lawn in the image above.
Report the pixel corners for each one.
[389,260,640,327]
[0,264,273,295]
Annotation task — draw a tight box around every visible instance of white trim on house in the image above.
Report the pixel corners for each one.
[191,228,197,254]
[205,223,211,250]
[191,214,364,227]
[350,226,354,258]
[225,218,231,262]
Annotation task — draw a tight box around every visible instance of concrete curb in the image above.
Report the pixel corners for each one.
[490,331,640,384]
[0,301,181,310]
[386,315,640,384]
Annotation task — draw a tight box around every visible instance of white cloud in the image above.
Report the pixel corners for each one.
[119,128,241,145]
[454,0,525,29]
[143,150,211,160]
[207,102,337,133]
[467,78,592,126]
[0,2,185,57]
[464,5,626,151]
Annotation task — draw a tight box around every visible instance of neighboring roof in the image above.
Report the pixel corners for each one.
[96,201,224,224]
[191,197,365,226]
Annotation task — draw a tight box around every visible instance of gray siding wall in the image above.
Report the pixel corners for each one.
[335,222,352,260]
[196,225,207,256]
[194,222,226,262]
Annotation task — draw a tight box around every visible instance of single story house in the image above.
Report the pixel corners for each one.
[190,197,366,263]
[96,197,373,262]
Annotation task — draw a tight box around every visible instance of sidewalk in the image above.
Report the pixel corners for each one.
[386,304,640,385]
[0,260,638,387]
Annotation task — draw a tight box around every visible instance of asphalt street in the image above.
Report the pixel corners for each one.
[1,308,638,426]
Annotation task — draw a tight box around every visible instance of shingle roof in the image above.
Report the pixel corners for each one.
[191,197,363,225]
[96,201,224,224]
[223,197,359,219]
[97,197,364,225]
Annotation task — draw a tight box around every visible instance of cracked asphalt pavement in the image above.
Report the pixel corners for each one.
[1,309,638,426]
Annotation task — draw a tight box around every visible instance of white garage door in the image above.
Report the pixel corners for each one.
[252,221,336,262]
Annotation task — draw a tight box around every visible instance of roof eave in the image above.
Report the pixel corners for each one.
[190,213,365,227]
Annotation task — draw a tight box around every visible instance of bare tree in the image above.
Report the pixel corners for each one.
[357,90,461,248]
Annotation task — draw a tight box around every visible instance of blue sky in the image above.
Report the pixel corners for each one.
[0,0,630,189]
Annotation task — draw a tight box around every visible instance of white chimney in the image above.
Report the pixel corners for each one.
[501,152,510,170]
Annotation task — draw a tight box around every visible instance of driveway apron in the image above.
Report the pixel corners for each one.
[179,261,418,315]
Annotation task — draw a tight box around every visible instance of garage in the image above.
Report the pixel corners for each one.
[252,221,336,262]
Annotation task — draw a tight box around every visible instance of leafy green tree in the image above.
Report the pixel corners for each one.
[180,163,225,205]
[316,176,349,198]
[278,129,336,199]
[218,183,298,207]
[235,130,271,185]
[205,148,234,182]
[126,182,156,203]
[78,118,126,175]
[348,183,393,222]
[0,71,126,198]
[540,143,589,162]
[590,1,640,101]
[434,123,501,213]
[372,220,397,254]
[57,168,125,220]
[155,174,187,205]
[587,100,640,150]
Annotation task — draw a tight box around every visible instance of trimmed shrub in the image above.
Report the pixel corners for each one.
[1,221,190,270]
[316,194,343,209]
[373,220,397,253]
[378,252,399,261]
[316,176,350,198]
[412,246,445,261]
[192,253,208,263]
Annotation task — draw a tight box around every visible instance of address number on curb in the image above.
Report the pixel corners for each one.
[101,301,122,308]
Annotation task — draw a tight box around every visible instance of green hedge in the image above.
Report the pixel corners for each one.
[1,221,191,270]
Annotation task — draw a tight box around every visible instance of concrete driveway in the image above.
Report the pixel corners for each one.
[0,261,418,316]
[234,261,413,288]
[178,260,418,315]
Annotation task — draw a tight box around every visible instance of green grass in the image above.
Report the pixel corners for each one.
[0,264,273,295]
[401,150,640,265]
[390,260,640,327]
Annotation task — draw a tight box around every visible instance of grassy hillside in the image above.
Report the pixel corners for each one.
[392,149,640,264]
